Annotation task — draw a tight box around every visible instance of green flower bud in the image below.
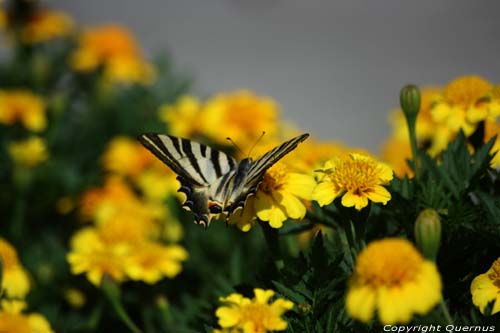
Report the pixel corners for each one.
[400,84,421,119]
[297,303,312,316]
[415,209,441,261]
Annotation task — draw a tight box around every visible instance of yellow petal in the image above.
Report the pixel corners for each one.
[345,285,376,323]
[255,192,287,228]
[365,185,391,205]
[284,173,316,199]
[341,191,368,210]
[312,181,338,206]
[275,190,306,219]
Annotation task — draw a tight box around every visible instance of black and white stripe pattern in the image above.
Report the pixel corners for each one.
[138,134,236,186]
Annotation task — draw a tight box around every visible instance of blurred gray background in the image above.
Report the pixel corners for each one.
[52,0,500,153]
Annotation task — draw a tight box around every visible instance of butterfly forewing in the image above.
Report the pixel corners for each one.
[225,133,310,209]
[138,134,236,186]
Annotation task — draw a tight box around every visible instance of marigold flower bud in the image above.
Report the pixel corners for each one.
[400,84,421,119]
[414,209,441,261]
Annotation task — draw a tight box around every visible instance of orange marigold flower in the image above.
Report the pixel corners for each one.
[70,24,155,84]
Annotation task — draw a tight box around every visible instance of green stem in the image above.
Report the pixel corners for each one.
[440,299,454,325]
[407,115,419,180]
[258,220,284,270]
[337,224,355,270]
[101,277,142,333]
[107,294,142,333]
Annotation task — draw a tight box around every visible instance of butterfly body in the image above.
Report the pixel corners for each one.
[138,133,309,227]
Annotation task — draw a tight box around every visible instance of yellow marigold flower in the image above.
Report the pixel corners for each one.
[125,241,188,284]
[158,95,203,138]
[0,90,46,131]
[67,226,188,286]
[470,257,500,315]
[104,54,156,84]
[346,238,442,324]
[21,10,73,44]
[200,90,280,148]
[313,154,393,210]
[215,288,293,333]
[102,136,156,177]
[8,137,48,168]
[0,300,54,333]
[228,163,316,231]
[0,238,30,298]
[431,76,495,136]
[70,24,154,84]
[67,228,129,285]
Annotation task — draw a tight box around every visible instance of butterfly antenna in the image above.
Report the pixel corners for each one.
[226,137,244,155]
[247,131,266,158]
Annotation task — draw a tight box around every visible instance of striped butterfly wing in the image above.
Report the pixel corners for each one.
[226,133,310,213]
[138,133,236,226]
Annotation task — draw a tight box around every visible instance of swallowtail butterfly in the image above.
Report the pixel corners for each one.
[138,133,309,227]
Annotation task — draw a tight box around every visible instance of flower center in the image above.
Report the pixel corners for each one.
[259,164,287,193]
[329,156,381,194]
[355,239,424,288]
[239,303,270,333]
[488,258,500,288]
[443,76,492,107]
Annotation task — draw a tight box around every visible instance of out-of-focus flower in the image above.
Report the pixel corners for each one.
[79,176,162,224]
[313,154,393,210]
[125,241,188,284]
[70,24,155,84]
[102,136,155,178]
[8,137,48,168]
[67,228,129,285]
[0,238,31,298]
[158,95,203,139]
[71,174,186,286]
[200,90,280,149]
[431,76,499,137]
[215,288,293,333]
[0,90,46,132]
[346,238,442,324]
[135,168,180,202]
[470,257,500,315]
[228,163,316,231]
[0,300,54,333]
[21,10,73,44]
[67,224,187,286]
[64,288,86,309]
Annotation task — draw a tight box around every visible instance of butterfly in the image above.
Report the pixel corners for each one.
[138,133,309,228]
